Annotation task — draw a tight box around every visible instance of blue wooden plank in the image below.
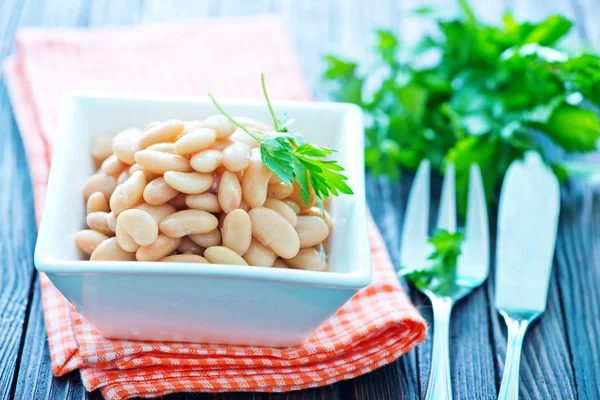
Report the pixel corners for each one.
[0,2,38,398]
[552,182,600,399]
[13,278,96,399]
[0,84,39,400]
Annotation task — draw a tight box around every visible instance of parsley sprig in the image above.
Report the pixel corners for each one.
[208,74,353,208]
[398,229,464,296]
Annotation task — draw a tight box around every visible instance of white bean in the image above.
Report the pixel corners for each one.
[218,171,242,213]
[287,180,316,210]
[295,216,329,248]
[173,128,216,155]
[110,170,146,215]
[267,182,294,200]
[146,142,175,153]
[136,235,181,261]
[243,239,276,267]
[249,207,299,259]
[86,192,109,214]
[74,230,109,256]
[134,150,192,174]
[190,149,221,173]
[129,163,160,182]
[100,154,128,176]
[221,142,251,172]
[143,177,178,205]
[222,209,252,255]
[164,171,214,194]
[83,173,117,201]
[91,134,115,168]
[139,119,184,149]
[242,149,272,207]
[117,209,159,246]
[116,224,140,252]
[188,229,221,248]
[86,212,114,236]
[204,246,248,265]
[263,198,297,227]
[106,211,117,232]
[230,129,260,149]
[135,203,176,223]
[185,192,222,213]
[286,248,327,271]
[90,237,136,261]
[302,207,334,230]
[159,210,219,238]
[202,115,236,138]
[112,127,143,164]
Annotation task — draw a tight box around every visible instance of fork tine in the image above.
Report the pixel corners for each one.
[457,164,490,281]
[437,163,456,232]
[400,159,431,266]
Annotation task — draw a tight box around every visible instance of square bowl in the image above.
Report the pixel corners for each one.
[34,93,371,347]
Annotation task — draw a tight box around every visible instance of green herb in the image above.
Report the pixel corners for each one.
[209,74,353,208]
[399,229,465,295]
[323,0,600,215]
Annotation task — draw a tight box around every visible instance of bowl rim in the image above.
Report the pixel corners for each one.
[34,92,372,290]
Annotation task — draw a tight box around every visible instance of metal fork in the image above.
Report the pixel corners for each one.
[399,160,490,400]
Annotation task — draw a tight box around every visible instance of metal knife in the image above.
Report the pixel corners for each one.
[495,151,561,400]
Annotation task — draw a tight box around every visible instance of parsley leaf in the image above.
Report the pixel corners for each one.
[260,135,295,186]
[209,74,353,208]
[399,229,465,296]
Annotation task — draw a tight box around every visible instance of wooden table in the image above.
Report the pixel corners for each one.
[1,1,599,399]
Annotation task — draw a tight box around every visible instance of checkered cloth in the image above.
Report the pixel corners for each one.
[3,16,426,400]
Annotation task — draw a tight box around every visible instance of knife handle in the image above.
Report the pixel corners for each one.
[498,314,530,400]
[424,296,454,400]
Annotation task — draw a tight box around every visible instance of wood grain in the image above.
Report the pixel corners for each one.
[0,1,599,399]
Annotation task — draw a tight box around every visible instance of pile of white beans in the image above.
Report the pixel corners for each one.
[74,116,332,271]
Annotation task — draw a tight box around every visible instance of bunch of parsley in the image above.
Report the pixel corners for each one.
[323,0,600,214]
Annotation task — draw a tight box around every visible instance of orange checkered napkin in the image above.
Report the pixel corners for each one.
[3,16,426,400]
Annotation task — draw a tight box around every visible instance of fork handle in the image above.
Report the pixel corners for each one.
[498,314,530,400]
[425,296,454,400]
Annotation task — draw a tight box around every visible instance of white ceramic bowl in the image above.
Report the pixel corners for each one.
[34,93,371,347]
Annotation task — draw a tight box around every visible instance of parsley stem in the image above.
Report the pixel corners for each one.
[261,73,279,131]
[207,93,262,143]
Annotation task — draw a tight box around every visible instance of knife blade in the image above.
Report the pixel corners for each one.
[495,151,560,315]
